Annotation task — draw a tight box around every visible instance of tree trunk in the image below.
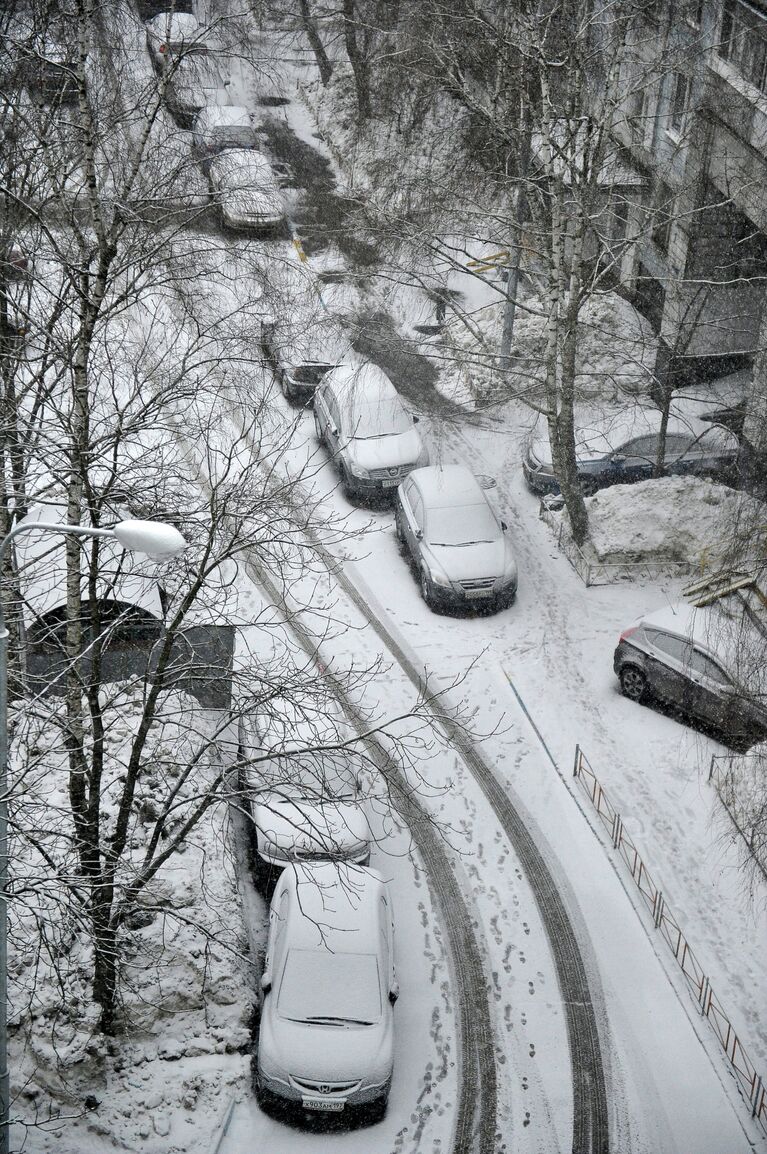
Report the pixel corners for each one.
[299,0,333,86]
[343,0,371,122]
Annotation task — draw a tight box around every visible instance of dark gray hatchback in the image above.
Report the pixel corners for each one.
[613,605,767,747]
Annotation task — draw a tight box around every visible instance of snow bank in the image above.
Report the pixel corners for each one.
[584,476,766,565]
[10,688,256,1153]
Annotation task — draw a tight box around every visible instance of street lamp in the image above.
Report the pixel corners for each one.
[0,519,186,1154]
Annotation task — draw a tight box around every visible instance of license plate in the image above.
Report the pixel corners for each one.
[302,1097,345,1112]
[465,588,493,599]
[382,478,400,488]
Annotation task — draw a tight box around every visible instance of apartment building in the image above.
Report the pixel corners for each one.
[608,0,767,475]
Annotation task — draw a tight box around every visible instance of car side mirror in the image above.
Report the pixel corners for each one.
[331,425,339,437]
[610,454,626,465]
[415,528,423,540]
[389,981,400,1004]
[500,520,507,531]
[412,415,420,424]
[260,973,271,993]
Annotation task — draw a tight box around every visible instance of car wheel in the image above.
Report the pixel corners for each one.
[420,568,434,608]
[620,665,647,703]
[314,412,324,443]
[339,462,354,498]
[394,508,405,544]
[581,476,599,497]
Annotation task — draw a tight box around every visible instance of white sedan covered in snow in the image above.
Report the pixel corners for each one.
[256,861,397,1120]
[395,465,518,611]
[207,149,284,231]
[145,12,207,69]
[239,706,371,880]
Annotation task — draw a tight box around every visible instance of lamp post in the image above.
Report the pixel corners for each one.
[0,518,186,1154]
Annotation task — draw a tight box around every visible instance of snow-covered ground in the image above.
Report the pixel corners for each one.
[10,15,767,1154]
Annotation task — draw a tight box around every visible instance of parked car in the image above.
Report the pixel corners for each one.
[395,465,518,611]
[145,13,207,69]
[239,705,371,885]
[192,105,257,156]
[256,861,397,1121]
[208,149,284,231]
[613,601,767,746]
[523,406,739,497]
[314,363,429,498]
[164,55,227,129]
[261,315,346,403]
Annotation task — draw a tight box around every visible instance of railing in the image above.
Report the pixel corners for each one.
[709,752,767,882]
[539,501,694,587]
[573,744,767,1134]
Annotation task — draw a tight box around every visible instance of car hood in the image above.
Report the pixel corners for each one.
[261,1008,393,1083]
[347,427,423,469]
[427,538,509,580]
[254,797,369,857]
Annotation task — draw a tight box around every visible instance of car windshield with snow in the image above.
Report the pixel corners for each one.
[523,406,739,497]
[314,363,429,498]
[395,465,518,611]
[192,105,257,155]
[256,862,396,1121]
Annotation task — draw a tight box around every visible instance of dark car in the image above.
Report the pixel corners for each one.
[261,316,345,404]
[613,603,767,746]
[524,407,739,497]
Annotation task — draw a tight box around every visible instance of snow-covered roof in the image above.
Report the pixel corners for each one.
[280,862,388,951]
[324,362,397,403]
[194,105,251,130]
[145,12,204,41]
[411,465,485,509]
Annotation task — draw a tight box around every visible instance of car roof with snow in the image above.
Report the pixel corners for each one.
[195,105,251,129]
[324,362,398,403]
[530,403,738,461]
[210,148,274,179]
[637,597,766,679]
[279,862,388,951]
[410,465,486,508]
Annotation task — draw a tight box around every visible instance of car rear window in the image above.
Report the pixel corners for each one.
[278,949,381,1023]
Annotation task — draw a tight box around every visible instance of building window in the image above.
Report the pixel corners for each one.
[719,0,767,92]
[669,72,691,135]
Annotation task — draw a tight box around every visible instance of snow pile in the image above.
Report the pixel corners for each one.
[10,688,256,1153]
[585,476,767,565]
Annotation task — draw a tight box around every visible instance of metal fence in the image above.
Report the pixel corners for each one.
[709,753,767,882]
[573,744,767,1135]
[539,501,694,587]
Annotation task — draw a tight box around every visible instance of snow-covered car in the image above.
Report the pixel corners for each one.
[239,705,371,883]
[523,406,739,497]
[207,149,285,232]
[314,363,429,498]
[613,594,767,746]
[145,13,207,70]
[164,56,228,129]
[261,314,347,403]
[192,105,257,156]
[256,861,397,1121]
[395,465,518,611]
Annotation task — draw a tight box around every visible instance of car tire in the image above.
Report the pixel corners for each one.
[619,665,647,703]
[339,462,355,498]
[314,412,324,443]
[394,508,405,544]
[420,568,435,609]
